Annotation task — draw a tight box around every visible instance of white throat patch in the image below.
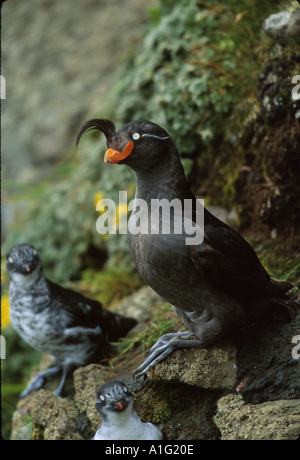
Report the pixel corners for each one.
[10,267,40,287]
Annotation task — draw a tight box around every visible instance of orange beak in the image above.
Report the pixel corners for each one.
[104,141,134,164]
[114,401,125,411]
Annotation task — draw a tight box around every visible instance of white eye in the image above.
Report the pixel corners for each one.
[33,249,37,256]
[100,394,106,402]
[132,132,140,140]
[8,256,13,263]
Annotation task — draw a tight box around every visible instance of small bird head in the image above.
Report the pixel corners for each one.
[95,380,133,421]
[76,118,175,173]
[6,244,42,286]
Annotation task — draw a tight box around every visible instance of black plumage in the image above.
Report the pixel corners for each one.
[6,244,137,396]
[76,119,299,377]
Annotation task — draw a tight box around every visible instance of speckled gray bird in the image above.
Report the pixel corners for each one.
[76,119,299,378]
[6,243,137,397]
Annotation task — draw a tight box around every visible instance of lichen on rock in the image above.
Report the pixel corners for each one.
[12,390,84,441]
[152,343,237,391]
[214,394,300,440]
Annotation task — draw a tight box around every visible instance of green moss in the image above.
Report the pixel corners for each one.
[246,238,300,286]
[152,398,172,424]
[32,422,44,441]
[135,382,173,424]
[136,381,208,427]
[9,413,44,441]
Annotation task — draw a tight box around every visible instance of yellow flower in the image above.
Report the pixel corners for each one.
[94,194,129,236]
[94,192,104,212]
[116,203,129,234]
[116,203,129,223]
[1,295,10,329]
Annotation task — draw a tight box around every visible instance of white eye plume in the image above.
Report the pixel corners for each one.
[142,133,170,141]
[133,131,170,141]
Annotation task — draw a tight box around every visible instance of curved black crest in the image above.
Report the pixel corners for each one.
[75,118,116,146]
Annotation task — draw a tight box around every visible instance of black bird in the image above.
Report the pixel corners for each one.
[76,119,299,378]
[6,243,137,397]
[94,380,163,440]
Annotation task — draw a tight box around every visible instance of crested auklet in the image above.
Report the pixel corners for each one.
[76,119,299,378]
[6,243,137,397]
[94,380,163,440]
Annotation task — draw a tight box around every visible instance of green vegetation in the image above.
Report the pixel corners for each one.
[71,266,144,307]
[117,0,274,150]
[252,240,300,287]
[110,302,183,366]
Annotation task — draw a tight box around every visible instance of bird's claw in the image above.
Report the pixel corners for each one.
[134,331,204,379]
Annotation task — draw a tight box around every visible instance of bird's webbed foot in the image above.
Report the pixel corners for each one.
[20,366,61,399]
[134,331,204,379]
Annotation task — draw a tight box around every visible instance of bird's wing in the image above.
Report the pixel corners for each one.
[46,279,136,341]
[47,279,106,329]
[191,214,271,299]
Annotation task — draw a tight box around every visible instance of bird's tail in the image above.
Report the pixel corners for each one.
[269,277,294,294]
[265,277,299,322]
[267,296,299,323]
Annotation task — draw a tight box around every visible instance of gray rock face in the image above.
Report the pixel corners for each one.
[214,395,300,440]
[2,0,157,182]
[235,316,300,404]
[11,389,84,440]
[152,344,237,391]
[264,9,300,45]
